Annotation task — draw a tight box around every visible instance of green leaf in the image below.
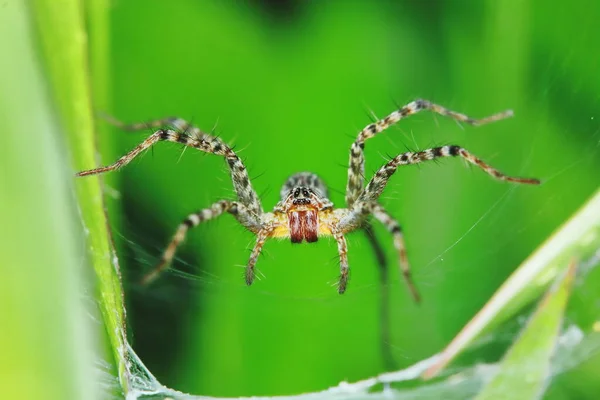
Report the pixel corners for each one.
[424,188,600,378]
[475,260,577,399]
[28,0,127,394]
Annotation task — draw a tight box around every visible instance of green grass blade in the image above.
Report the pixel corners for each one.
[475,260,577,399]
[424,188,600,378]
[28,0,128,393]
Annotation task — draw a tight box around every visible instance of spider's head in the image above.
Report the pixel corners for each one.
[281,185,324,213]
[279,173,332,244]
[290,186,319,206]
[280,172,329,205]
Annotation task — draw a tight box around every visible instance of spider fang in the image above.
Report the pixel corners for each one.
[288,209,319,243]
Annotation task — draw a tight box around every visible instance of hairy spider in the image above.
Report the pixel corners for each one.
[77,99,540,301]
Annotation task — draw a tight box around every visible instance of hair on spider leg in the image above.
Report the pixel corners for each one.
[227,143,254,167]
[342,130,359,142]
[327,184,346,198]
[176,117,199,149]
[422,145,449,168]
[334,161,350,171]
[209,127,225,142]
[327,273,350,291]
[379,128,405,151]
[407,129,421,151]
[381,150,398,164]
[255,268,267,282]
[176,143,190,164]
[235,263,266,283]
[209,115,221,135]
[251,169,268,182]
[258,186,273,203]
[398,135,421,155]
[78,99,539,296]
[321,251,349,286]
[363,106,380,124]
[389,95,404,113]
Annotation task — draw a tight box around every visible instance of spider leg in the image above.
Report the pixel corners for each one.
[346,99,514,207]
[370,204,420,303]
[364,223,397,369]
[98,114,194,132]
[363,222,387,268]
[141,200,257,285]
[356,145,540,205]
[331,227,350,294]
[245,226,274,286]
[77,120,263,216]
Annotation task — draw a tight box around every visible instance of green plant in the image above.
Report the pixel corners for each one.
[4,1,599,399]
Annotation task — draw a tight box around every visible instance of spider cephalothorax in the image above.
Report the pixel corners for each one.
[276,172,333,243]
[77,99,539,300]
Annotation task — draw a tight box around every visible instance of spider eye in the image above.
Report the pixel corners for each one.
[302,188,309,197]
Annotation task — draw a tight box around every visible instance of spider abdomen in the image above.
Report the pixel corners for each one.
[288,209,319,243]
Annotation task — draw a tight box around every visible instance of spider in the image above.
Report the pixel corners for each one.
[77,99,539,301]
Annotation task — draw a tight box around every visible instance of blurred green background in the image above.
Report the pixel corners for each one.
[103,0,599,397]
[6,0,600,398]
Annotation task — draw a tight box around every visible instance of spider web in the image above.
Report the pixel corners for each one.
[93,241,600,400]
[111,327,600,400]
[100,79,600,398]
[99,175,600,400]
[94,287,600,400]
[94,1,600,397]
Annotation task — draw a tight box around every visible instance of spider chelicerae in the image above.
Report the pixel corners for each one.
[77,99,540,301]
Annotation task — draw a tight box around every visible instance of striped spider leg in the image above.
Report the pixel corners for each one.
[76,116,266,284]
[76,118,351,289]
[341,99,540,301]
[76,99,539,298]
